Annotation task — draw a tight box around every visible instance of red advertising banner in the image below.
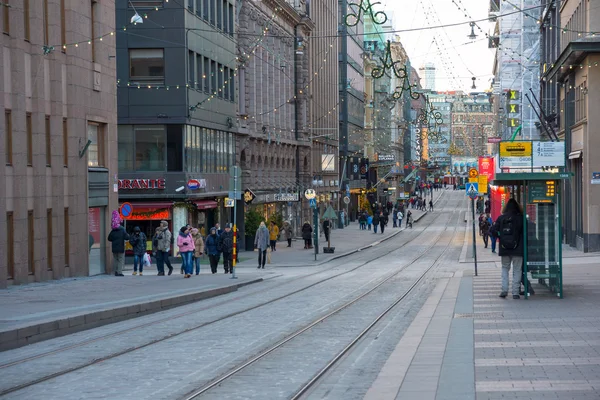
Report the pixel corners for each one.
[478,156,495,182]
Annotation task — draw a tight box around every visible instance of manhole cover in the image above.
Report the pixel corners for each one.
[454,312,503,319]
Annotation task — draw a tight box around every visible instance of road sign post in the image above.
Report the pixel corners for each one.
[465,183,479,277]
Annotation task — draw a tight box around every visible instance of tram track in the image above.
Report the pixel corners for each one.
[180,195,466,400]
[0,193,453,397]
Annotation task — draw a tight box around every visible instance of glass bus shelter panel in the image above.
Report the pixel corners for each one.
[525,181,562,297]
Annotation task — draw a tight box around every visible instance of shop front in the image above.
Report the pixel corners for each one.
[249,192,300,231]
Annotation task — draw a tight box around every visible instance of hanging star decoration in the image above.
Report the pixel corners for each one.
[345,0,387,27]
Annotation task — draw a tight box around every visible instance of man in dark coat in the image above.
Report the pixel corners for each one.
[107,222,130,276]
[129,226,147,276]
[493,198,524,299]
[219,224,235,273]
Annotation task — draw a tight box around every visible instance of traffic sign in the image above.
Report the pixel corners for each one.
[466,183,479,199]
[343,196,350,205]
[468,168,478,179]
[305,189,316,200]
[309,198,317,208]
[119,202,134,219]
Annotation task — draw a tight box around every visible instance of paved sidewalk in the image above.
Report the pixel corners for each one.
[237,191,445,268]
[366,244,600,399]
[0,270,268,352]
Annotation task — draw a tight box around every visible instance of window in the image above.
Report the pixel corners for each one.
[7,212,14,279]
[188,0,193,11]
[28,210,34,275]
[203,0,209,20]
[63,118,68,167]
[216,0,222,29]
[196,54,202,90]
[229,68,235,102]
[87,123,105,167]
[228,3,233,35]
[5,110,12,165]
[203,57,209,92]
[90,0,97,62]
[64,208,69,268]
[26,113,32,166]
[129,49,165,84]
[3,0,8,34]
[135,125,165,171]
[45,115,51,166]
[196,0,202,16]
[209,0,215,25]
[167,125,183,171]
[217,64,223,98]
[24,0,30,41]
[118,125,134,171]
[43,0,49,45]
[47,209,53,271]
[211,60,216,94]
[188,50,195,86]
[60,0,66,51]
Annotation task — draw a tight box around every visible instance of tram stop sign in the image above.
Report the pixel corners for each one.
[466,183,479,200]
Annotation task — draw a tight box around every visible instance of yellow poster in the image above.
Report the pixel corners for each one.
[500,142,532,157]
[478,175,488,193]
[468,178,478,183]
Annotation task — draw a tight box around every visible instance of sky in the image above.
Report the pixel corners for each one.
[381,0,495,93]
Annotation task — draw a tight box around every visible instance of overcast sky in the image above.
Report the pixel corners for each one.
[380,0,495,92]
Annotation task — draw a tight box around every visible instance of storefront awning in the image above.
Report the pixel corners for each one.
[194,200,218,210]
[120,202,173,209]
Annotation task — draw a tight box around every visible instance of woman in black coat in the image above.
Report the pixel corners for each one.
[302,222,313,249]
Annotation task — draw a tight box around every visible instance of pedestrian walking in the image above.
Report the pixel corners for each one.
[359,212,366,230]
[302,221,313,249]
[283,221,293,247]
[191,228,204,275]
[269,221,279,252]
[367,214,373,231]
[153,220,173,276]
[177,226,195,278]
[219,224,234,273]
[372,213,380,234]
[429,199,434,212]
[255,222,270,269]
[107,211,129,277]
[398,210,403,227]
[493,199,525,299]
[406,210,413,228]
[205,228,220,274]
[323,218,331,242]
[340,210,346,227]
[392,209,398,228]
[379,212,386,234]
[480,214,491,248]
[128,226,147,276]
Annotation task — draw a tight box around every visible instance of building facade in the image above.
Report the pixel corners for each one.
[116,0,239,248]
[1,0,117,286]
[419,62,436,91]
[236,0,313,234]
[541,0,600,252]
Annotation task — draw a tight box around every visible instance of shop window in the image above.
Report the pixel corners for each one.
[135,125,165,171]
[87,122,106,167]
[167,125,183,171]
[129,49,165,85]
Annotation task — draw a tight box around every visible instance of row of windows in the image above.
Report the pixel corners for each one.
[4,111,105,168]
[187,51,235,101]
[117,124,235,174]
[186,0,234,36]
[3,0,97,59]
[5,208,69,280]
[185,125,235,174]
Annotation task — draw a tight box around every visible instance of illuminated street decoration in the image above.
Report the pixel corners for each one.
[345,0,387,27]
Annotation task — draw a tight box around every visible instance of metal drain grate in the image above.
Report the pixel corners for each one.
[454,312,504,319]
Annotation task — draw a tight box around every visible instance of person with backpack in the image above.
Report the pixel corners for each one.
[493,198,525,299]
[219,224,234,273]
[487,214,497,253]
[205,228,220,274]
[480,214,492,248]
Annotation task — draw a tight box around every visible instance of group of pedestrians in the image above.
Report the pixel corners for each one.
[107,213,237,278]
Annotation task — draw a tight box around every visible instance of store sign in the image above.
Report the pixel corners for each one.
[274,193,299,202]
[256,192,299,204]
[478,156,495,182]
[592,172,600,185]
[187,179,207,190]
[487,137,502,144]
[377,154,395,162]
[244,189,256,205]
[125,209,171,221]
[118,178,166,190]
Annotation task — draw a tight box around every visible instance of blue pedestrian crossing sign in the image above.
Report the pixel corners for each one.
[309,198,317,208]
[466,182,479,199]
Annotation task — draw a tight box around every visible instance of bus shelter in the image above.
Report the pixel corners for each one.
[491,172,571,299]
